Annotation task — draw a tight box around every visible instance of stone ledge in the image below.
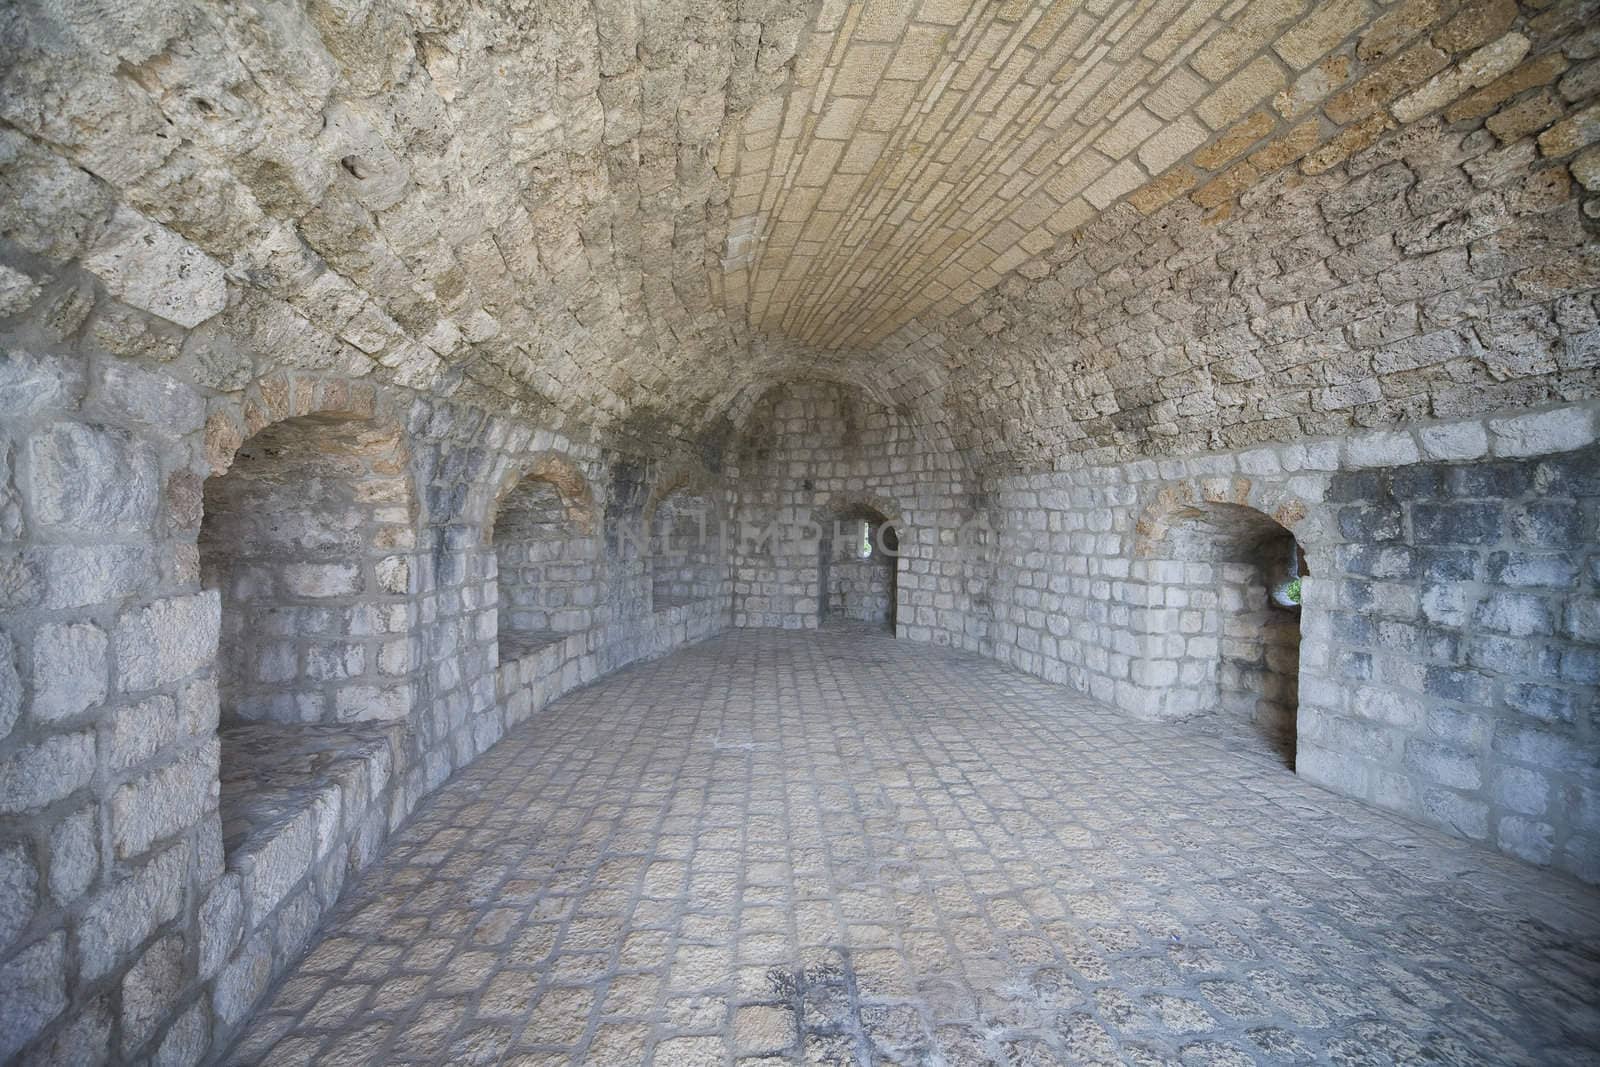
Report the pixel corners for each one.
[219,722,405,927]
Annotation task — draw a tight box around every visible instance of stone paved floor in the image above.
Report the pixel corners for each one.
[225,630,1600,1066]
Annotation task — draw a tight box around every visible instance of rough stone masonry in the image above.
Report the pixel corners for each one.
[0,0,1596,1063]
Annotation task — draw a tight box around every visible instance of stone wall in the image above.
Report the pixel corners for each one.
[200,409,422,727]
[822,534,898,628]
[0,330,727,1064]
[649,488,727,611]
[969,401,1600,884]
[725,381,975,643]
[493,471,597,646]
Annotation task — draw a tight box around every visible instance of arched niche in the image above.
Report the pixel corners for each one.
[488,454,598,661]
[1133,478,1311,765]
[814,493,903,633]
[200,411,419,727]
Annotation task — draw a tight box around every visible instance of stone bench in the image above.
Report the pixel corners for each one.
[211,721,409,1026]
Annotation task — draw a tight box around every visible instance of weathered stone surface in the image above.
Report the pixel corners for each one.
[47,807,98,906]
[213,931,272,1027]
[78,844,186,980]
[82,207,227,328]
[0,933,67,1061]
[0,633,20,743]
[114,593,221,693]
[0,732,94,814]
[199,875,242,981]
[111,742,219,859]
[1488,408,1598,458]
[0,351,83,421]
[1,1,1598,1064]
[0,842,37,951]
[30,620,108,721]
[121,933,186,1056]
[28,423,158,537]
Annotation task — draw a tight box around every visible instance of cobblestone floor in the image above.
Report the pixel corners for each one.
[225,630,1600,1066]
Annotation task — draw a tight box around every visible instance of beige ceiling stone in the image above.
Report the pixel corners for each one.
[719,0,1593,360]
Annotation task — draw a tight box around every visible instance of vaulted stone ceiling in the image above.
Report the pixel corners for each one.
[2,0,1595,466]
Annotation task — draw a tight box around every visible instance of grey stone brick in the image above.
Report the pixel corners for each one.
[0,841,38,951]
[111,742,218,859]
[0,933,67,1061]
[0,732,95,814]
[114,593,221,693]
[78,844,186,981]
[1473,592,1554,637]
[1493,766,1551,817]
[27,423,159,536]
[30,620,108,721]
[1403,740,1482,790]
[1506,683,1576,725]
[47,806,98,906]
[1511,501,1583,548]
[1488,408,1597,458]
[1487,551,1578,588]
[121,933,186,1055]
[1411,502,1502,545]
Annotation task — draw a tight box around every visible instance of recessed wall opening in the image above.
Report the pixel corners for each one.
[492,470,596,661]
[1164,502,1306,766]
[650,488,723,611]
[817,505,899,633]
[199,411,418,866]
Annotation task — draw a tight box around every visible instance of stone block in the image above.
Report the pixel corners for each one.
[1417,421,1487,462]
[335,685,411,722]
[1488,408,1596,458]
[31,620,108,721]
[47,806,98,905]
[82,206,226,328]
[283,563,362,598]
[1403,740,1482,790]
[92,361,207,439]
[1488,551,1575,589]
[1564,597,1600,643]
[0,841,38,951]
[0,732,95,814]
[1511,501,1582,548]
[1411,502,1502,545]
[244,808,316,924]
[1473,592,1553,637]
[1506,683,1575,725]
[199,874,242,980]
[1420,787,1489,840]
[78,843,186,980]
[29,423,159,536]
[1344,431,1420,468]
[121,932,185,1056]
[1496,816,1554,865]
[0,351,87,421]
[153,1000,209,1067]
[0,932,67,1061]
[213,930,273,1027]
[1338,504,1402,542]
[1491,723,1584,773]
[114,593,220,693]
[111,741,218,859]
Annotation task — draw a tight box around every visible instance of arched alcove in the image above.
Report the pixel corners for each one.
[199,408,420,871]
[648,487,724,611]
[200,412,419,727]
[815,496,901,633]
[490,460,598,661]
[1135,489,1309,765]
